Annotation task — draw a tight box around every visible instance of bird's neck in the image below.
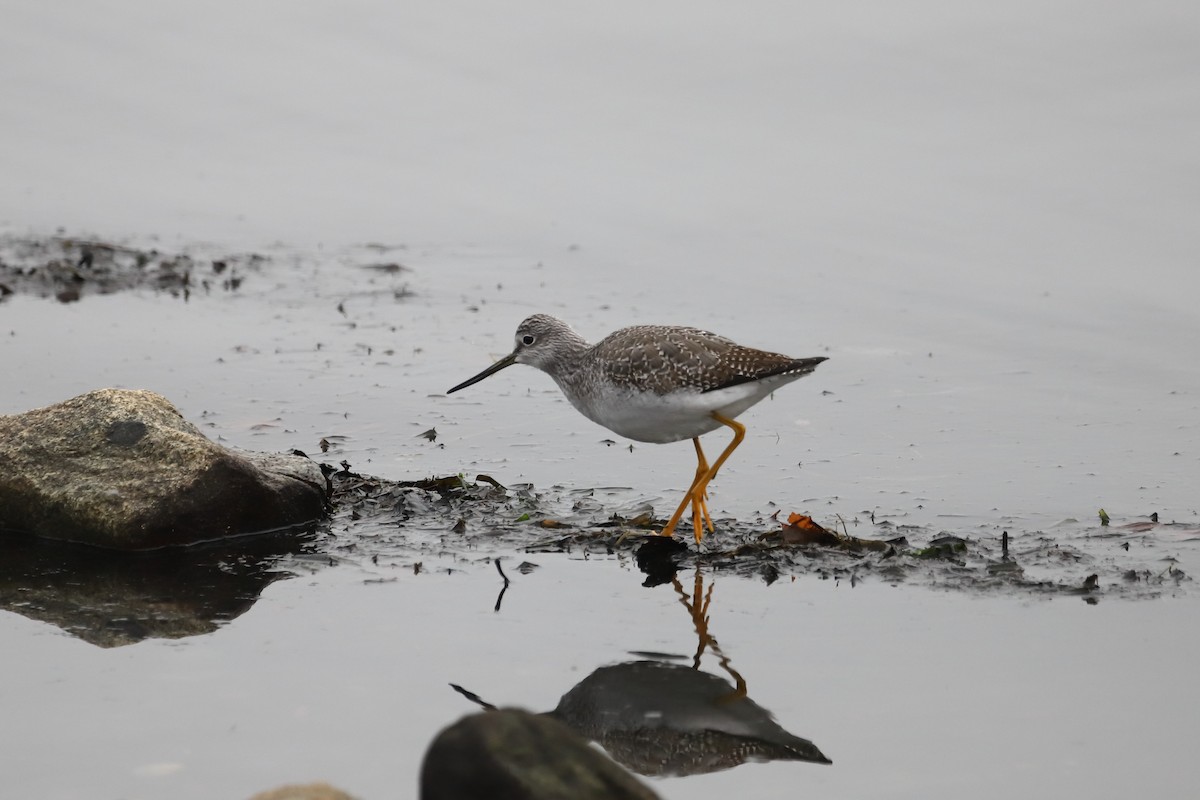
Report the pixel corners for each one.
[542,336,591,385]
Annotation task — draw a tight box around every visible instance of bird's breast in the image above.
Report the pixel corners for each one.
[556,380,767,444]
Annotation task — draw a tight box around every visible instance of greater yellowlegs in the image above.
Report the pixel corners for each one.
[446,315,826,544]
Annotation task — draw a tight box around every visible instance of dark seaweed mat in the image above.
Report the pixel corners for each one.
[322,469,1192,601]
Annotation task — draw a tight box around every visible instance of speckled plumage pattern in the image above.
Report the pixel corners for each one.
[586,323,821,394]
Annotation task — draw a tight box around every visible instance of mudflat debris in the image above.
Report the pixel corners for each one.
[0,232,264,302]
[324,469,1192,601]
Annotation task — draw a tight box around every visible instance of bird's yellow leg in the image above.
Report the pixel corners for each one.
[690,438,715,535]
[663,417,744,543]
[660,437,711,538]
[688,413,747,543]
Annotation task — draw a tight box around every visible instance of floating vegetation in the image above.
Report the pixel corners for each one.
[324,466,1191,601]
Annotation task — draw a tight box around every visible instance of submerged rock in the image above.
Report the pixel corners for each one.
[248,783,357,800]
[0,389,327,548]
[420,709,660,800]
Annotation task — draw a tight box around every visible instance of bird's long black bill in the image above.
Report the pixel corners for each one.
[446,352,517,394]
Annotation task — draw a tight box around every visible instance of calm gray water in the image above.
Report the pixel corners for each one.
[3,1,1198,796]
[1,242,1196,799]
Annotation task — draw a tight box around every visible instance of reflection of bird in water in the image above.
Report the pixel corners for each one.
[548,659,830,776]
[446,314,826,544]
[451,567,831,776]
[548,567,829,775]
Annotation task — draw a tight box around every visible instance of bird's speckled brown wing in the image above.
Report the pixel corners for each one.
[591,325,812,394]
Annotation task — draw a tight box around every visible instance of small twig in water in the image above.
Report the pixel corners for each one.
[494,557,511,612]
[449,683,497,710]
[1155,561,1180,581]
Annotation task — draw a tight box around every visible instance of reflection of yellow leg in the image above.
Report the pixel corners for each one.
[671,568,713,665]
[671,566,748,700]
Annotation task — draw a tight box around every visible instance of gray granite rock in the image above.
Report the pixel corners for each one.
[0,389,327,548]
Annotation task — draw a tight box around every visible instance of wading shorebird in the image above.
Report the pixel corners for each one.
[446,314,826,545]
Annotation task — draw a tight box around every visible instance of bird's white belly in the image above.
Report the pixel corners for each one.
[561,382,776,444]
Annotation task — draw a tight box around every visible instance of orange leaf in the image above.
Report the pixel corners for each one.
[780,513,838,546]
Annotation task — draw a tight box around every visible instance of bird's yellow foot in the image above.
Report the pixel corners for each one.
[689,489,714,544]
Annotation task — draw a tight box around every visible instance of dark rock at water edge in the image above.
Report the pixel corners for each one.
[421,709,660,800]
[0,389,328,548]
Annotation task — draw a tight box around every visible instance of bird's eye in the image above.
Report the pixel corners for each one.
[521,334,535,346]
